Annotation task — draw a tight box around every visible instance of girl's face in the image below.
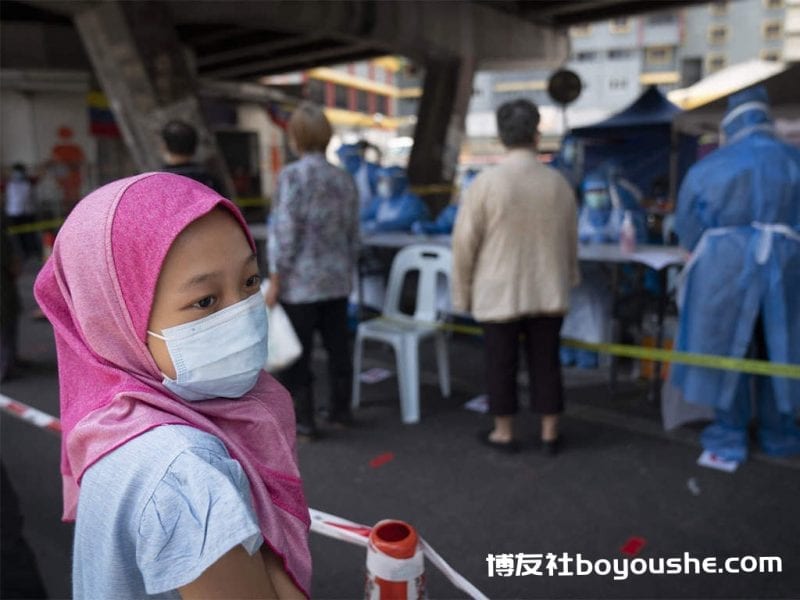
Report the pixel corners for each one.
[147,209,261,379]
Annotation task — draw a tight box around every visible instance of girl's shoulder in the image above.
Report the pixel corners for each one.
[75,425,262,597]
[80,425,238,513]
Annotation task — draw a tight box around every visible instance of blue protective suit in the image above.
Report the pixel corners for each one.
[337,143,379,211]
[362,166,429,233]
[564,169,648,369]
[577,169,647,244]
[410,168,477,235]
[672,86,800,460]
[411,204,458,235]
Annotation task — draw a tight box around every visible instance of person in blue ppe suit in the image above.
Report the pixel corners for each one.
[577,167,647,244]
[361,166,429,233]
[337,142,380,212]
[562,168,648,368]
[410,168,478,235]
[672,85,800,462]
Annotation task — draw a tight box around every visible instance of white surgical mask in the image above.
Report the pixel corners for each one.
[584,190,610,209]
[147,292,267,401]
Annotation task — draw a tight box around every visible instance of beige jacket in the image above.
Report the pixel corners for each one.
[451,148,580,323]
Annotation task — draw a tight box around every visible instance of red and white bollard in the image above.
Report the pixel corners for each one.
[365,520,426,600]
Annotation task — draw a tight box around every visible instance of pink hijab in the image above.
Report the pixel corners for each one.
[34,173,311,595]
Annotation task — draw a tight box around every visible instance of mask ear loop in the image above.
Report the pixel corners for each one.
[147,330,166,341]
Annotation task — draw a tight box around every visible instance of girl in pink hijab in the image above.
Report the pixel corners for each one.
[34,173,311,599]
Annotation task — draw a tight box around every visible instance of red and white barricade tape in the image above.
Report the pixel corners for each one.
[1,395,488,600]
[311,509,488,599]
[0,393,62,433]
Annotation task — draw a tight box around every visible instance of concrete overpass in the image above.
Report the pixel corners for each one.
[2,0,703,199]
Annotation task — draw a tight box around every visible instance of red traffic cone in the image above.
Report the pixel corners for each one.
[42,231,55,261]
[365,520,426,600]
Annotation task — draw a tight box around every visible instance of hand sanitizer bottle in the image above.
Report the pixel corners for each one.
[620,210,636,254]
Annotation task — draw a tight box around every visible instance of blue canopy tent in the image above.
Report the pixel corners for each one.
[567,86,694,199]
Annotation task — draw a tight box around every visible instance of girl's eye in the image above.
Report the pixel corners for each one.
[245,274,261,288]
[193,296,216,309]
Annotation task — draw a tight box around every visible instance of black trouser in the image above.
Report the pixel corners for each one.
[482,316,565,416]
[6,215,40,260]
[278,297,352,422]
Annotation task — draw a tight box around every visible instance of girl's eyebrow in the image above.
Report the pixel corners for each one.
[179,254,257,291]
[180,271,221,291]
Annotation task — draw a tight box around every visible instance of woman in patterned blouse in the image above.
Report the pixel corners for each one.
[265,102,360,439]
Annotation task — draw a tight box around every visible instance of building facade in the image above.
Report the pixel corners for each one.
[460,0,795,158]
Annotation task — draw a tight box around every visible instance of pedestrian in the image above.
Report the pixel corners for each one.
[4,163,40,260]
[34,173,311,598]
[265,102,360,439]
[160,119,224,194]
[452,99,580,455]
[672,85,800,461]
[0,209,22,382]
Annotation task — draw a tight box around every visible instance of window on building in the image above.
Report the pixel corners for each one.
[609,17,631,33]
[377,95,391,116]
[334,84,348,110]
[357,90,369,113]
[760,49,782,61]
[608,48,633,60]
[709,1,728,16]
[575,51,598,62]
[706,54,727,73]
[763,0,783,10]
[569,23,592,37]
[648,12,677,25]
[608,77,629,90]
[762,21,783,40]
[708,24,729,45]
[681,57,703,86]
[646,46,674,65]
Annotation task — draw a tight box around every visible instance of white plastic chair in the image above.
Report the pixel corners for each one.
[352,244,452,424]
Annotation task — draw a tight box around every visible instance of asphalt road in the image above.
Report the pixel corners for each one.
[2,263,799,599]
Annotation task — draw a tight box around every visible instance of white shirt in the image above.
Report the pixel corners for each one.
[5,177,33,217]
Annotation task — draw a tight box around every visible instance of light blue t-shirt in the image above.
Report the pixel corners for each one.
[73,425,263,599]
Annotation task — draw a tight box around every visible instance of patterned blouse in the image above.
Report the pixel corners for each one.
[268,153,360,303]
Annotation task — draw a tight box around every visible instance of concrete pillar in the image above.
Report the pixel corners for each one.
[407,55,475,213]
[73,0,233,196]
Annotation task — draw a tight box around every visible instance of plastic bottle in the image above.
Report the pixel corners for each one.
[620,210,636,254]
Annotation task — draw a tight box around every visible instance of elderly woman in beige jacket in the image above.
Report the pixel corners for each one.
[452,99,579,455]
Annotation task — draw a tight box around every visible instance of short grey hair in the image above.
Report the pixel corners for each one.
[496,99,540,148]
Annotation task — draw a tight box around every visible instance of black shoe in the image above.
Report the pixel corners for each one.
[478,429,520,454]
[542,436,562,456]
